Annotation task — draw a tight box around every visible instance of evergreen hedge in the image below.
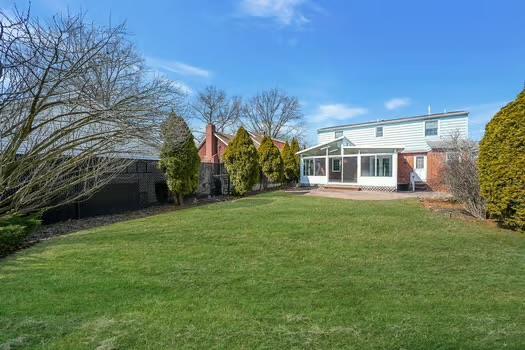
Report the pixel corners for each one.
[478,89,525,231]
[223,127,259,196]
[258,136,284,185]
[289,138,301,182]
[159,114,200,205]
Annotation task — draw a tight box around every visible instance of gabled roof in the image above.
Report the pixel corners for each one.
[212,130,285,147]
[296,136,348,155]
[317,111,469,133]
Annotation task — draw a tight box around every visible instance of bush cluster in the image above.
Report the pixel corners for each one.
[0,215,41,257]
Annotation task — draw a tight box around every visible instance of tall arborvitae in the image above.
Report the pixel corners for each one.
[258,136,284,187]
[159,114,201,205]
[223,127,260,196]
[289,138,301,182]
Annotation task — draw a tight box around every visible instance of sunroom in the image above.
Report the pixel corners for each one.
[297,137,403,191]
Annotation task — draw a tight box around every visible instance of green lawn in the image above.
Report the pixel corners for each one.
[1,192,524,349]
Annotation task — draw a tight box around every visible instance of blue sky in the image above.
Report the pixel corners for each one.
[3,0,525,143]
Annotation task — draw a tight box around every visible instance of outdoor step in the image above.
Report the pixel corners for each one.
[320,185,361,192]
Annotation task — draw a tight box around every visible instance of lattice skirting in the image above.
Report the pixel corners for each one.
[359,185,397,192]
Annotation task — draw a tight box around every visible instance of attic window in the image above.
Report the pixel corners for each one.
[376,126,383,137]
[334,130,343,138]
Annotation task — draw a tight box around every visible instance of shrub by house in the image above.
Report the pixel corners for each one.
[478,89,525,231]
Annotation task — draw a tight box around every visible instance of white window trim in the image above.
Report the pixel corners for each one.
[425,120,439,137]
[376,126,383,137]
[331,158,341,172]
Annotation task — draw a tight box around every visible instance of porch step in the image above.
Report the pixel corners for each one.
[414,181,428,191]
[320,185,361,192]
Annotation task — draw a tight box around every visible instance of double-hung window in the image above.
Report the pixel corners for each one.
[376,126,383,137]
[425,120,438,136]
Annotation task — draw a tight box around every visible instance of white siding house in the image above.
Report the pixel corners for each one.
[299,111,469,191]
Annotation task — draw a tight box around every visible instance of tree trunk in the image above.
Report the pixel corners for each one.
[177,193,184,206]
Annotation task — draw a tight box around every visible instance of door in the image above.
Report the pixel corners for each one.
[413,155,427,181]
[342,157,358,183]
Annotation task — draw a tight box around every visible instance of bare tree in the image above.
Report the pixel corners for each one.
[242,88,303,139]
[191,85,241,134]
[443,133,486,219]
[0,9,183,219]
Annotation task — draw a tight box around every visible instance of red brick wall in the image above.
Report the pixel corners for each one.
[398,152,424,184]
[397,151,449,192]
[427,151,448,192]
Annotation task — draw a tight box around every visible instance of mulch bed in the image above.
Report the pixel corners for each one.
[28,196,233,244]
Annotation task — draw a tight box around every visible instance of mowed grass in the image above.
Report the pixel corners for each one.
[1,192,524,349]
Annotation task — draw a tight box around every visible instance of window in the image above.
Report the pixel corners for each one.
[332,158,341,172]
[303,159,314,176]
[360,156,375,176]
[334,130,343,138]
[415,156,425,169]
[425,120,438,136]
[314,158,326,176]
[376,126,383,137]
[361,155,393,177]
[376,155,392,176]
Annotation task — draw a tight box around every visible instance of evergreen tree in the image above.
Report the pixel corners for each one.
[289,138,301,182]
[159,114,201,205]
[282,141,296,183]
[223,127,260,196]
[478,89,525,231]
[258,136,284,187]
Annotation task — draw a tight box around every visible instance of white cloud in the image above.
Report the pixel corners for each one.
[311,103,368,123]
[173,81,193,96]
[146,57,211,78]
[239,0,309,26]
[385,97,411,110]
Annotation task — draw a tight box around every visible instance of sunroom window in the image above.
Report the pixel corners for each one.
[360,155,392,177]
[303,159,314,176]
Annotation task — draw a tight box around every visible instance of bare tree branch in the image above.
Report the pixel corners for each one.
[0,9,183,219]
[191,85,241,133]
[443,132,486,219]
[242,88,303,140]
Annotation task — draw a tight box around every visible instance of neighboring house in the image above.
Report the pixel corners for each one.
[298,111,469,191]
[198,124,286,194]
[198,124,286,163]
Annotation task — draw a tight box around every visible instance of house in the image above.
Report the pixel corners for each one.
[298,111,469,191]
[198,124,286,164]
[197,124,287,194]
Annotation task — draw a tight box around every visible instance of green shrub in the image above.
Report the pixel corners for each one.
[0,215,41,257]
[258,136,283,185]
[283,139,300,183]
[289,138,301,182]
[159,113,201,205]
[223,127,260,196]
[478,89,525,231]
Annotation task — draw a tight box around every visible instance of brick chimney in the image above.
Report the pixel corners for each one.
[205,124,218,163]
